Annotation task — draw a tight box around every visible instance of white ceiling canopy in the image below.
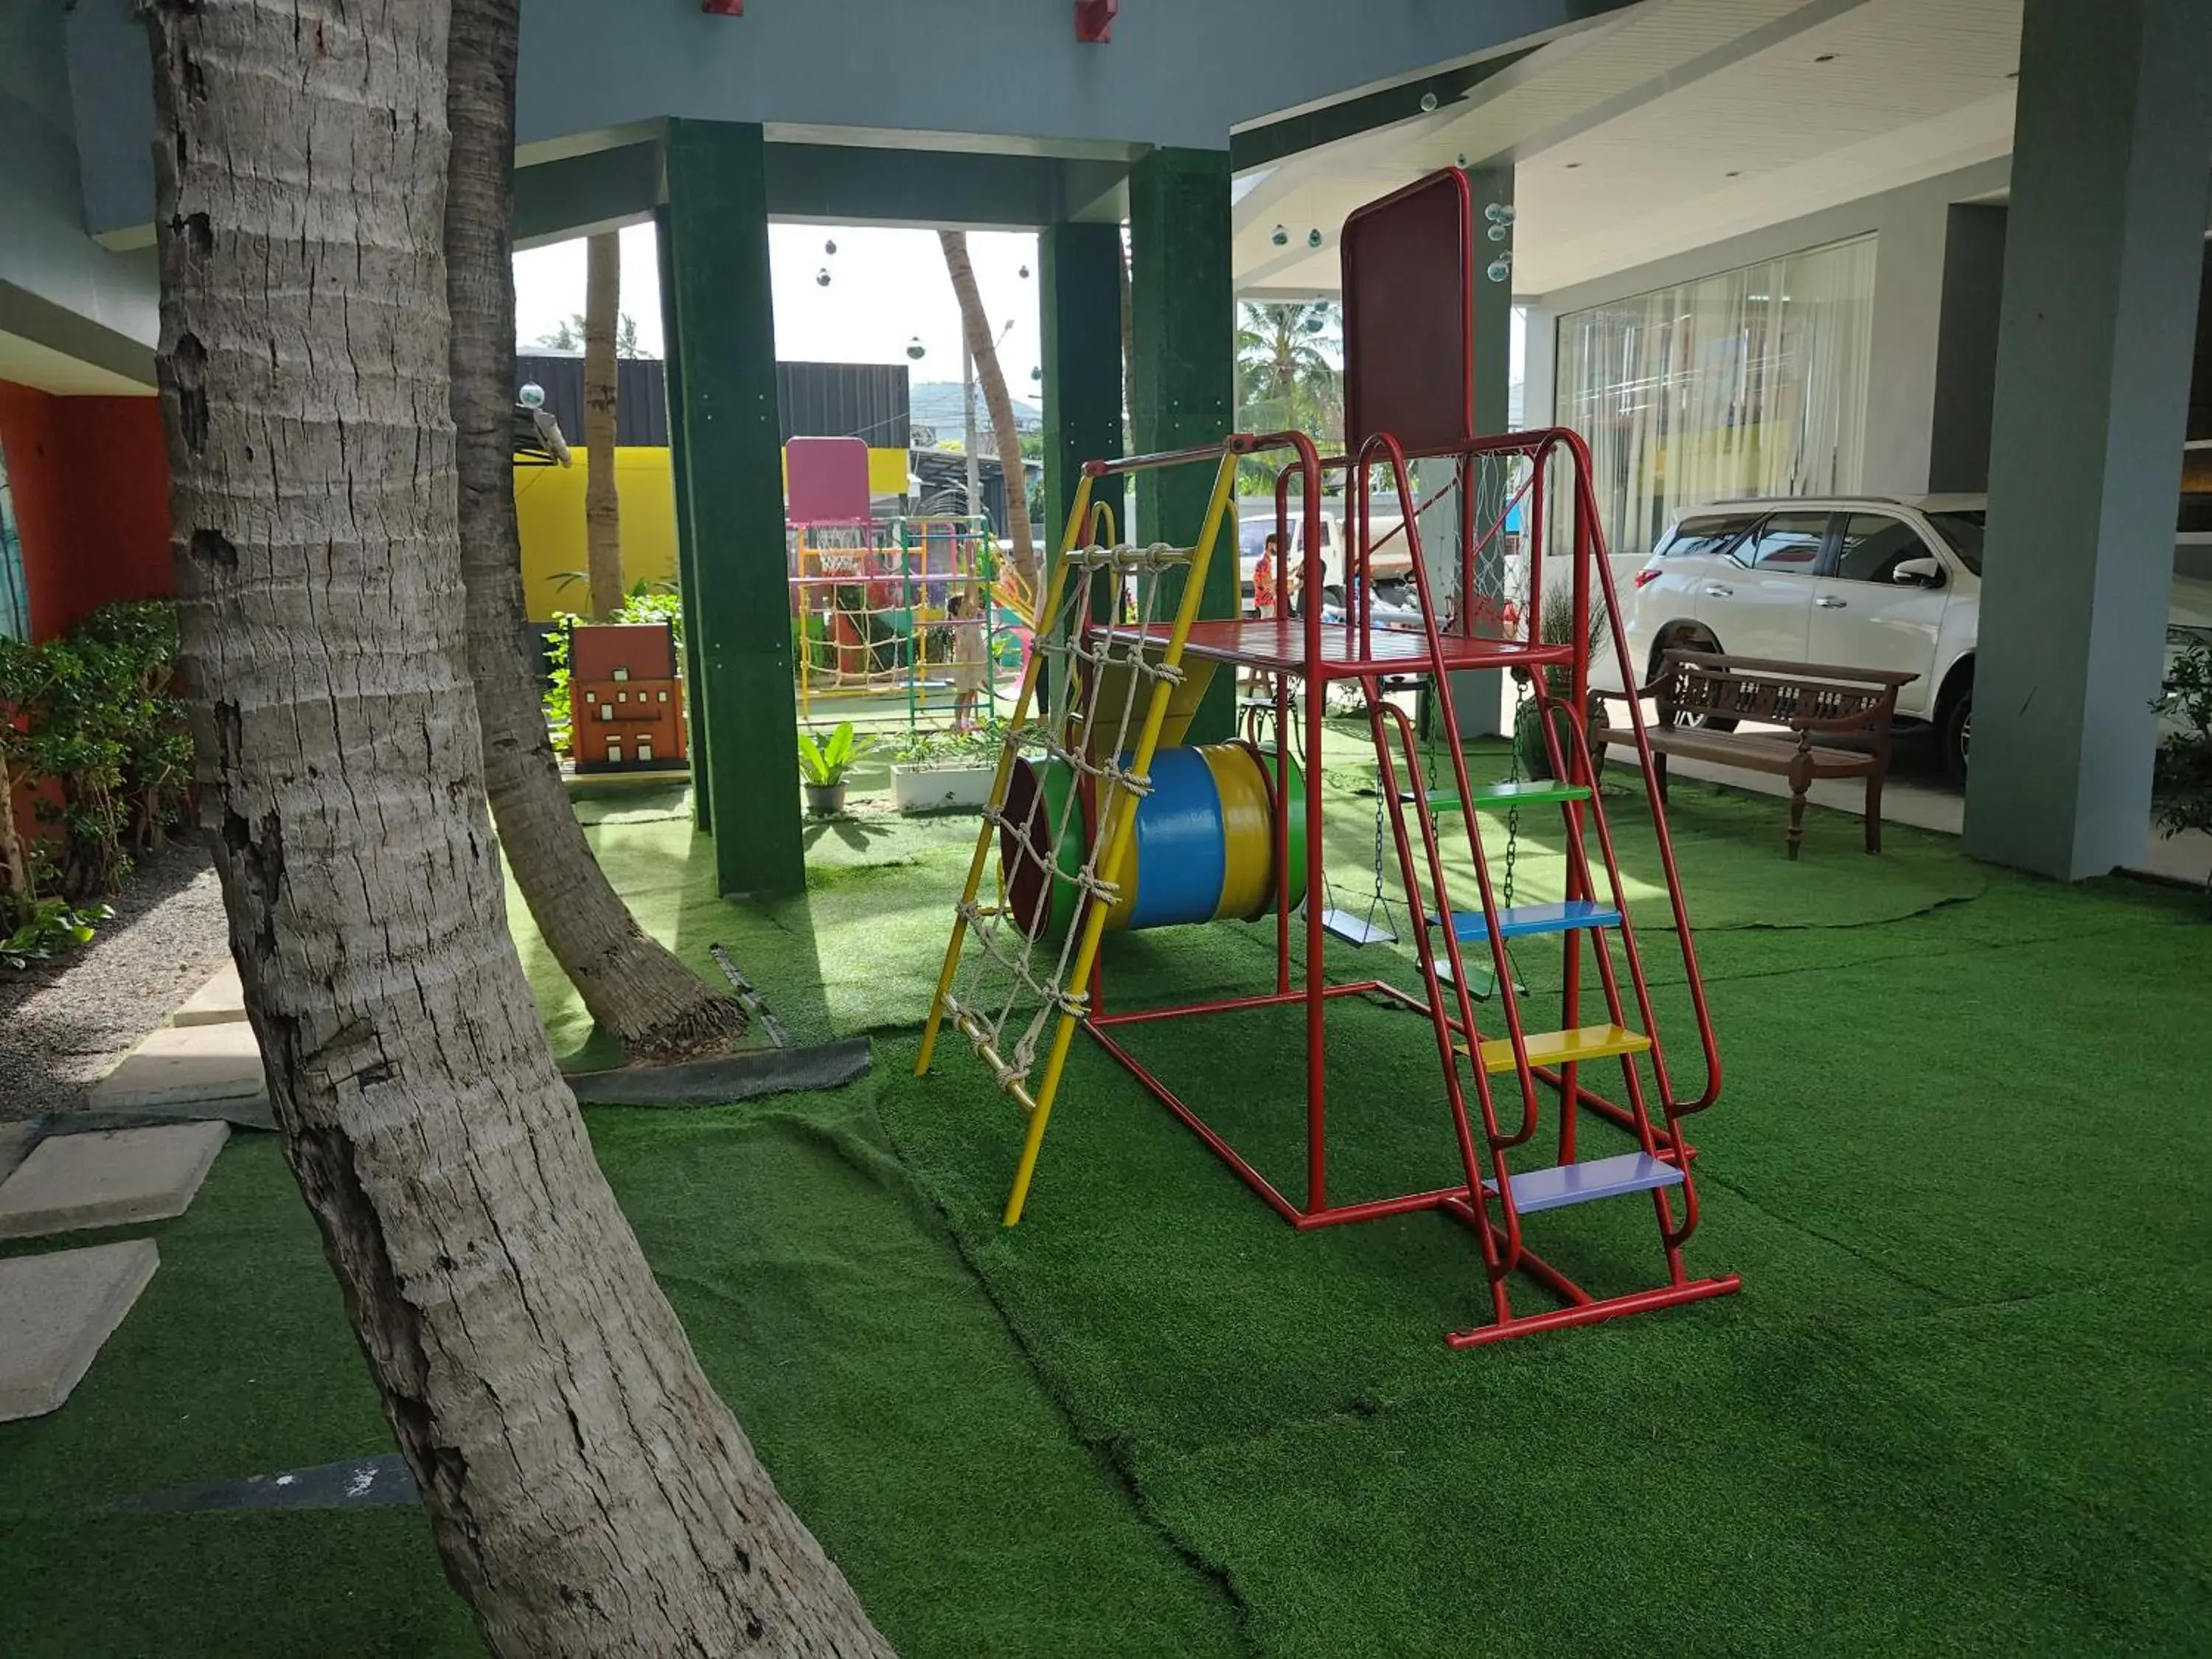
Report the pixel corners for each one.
[1234,0,2023,300]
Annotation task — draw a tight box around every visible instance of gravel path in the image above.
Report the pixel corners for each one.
[0,841,232,1124]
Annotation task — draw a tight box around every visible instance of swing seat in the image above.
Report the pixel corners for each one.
[1398,779,1591,815]
[1318,908,1397,947]
[1427,900,1621,941]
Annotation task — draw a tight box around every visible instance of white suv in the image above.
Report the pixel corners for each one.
[1604,493,2212,778]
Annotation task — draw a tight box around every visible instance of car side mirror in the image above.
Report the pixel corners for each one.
[1892,557,1944,588]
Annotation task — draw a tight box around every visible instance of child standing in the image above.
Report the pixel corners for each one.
[946,592,989,733]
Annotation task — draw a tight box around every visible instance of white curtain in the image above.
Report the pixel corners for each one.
[1555,234,1878,559]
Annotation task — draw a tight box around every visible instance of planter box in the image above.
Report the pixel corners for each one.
[892,762,995,813]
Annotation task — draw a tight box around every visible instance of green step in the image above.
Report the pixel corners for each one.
[1397,780,1593,815]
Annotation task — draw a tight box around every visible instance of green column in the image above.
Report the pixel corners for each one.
[655,204,711,832]
[1040,220,1127,656]
[1129,147,1235,744]
[662,119,804,897]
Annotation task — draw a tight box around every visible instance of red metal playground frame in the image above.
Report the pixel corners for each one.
[1071,421,1739,1347]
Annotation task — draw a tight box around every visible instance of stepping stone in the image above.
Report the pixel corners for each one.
[0,1122,229,1240]
[170,961,246,1027]
[0,1239,159,1421]
[87,1023,267,1114]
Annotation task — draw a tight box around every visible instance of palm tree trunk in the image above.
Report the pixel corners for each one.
[582,232,623,619]
[444,0,745,1061]
[938,232,1037,591]
[147,4,893,1654]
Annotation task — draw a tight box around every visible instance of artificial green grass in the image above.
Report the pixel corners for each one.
[4,741,2208,1655]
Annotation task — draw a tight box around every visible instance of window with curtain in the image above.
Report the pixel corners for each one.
[1555,234,1877,559]
[0,439,27,641]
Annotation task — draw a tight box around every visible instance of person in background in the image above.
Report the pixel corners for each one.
[1253,532,1279,621]
[946,591,989,734]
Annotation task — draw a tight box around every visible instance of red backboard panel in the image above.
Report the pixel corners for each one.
[1341,169,1476,453]
[785,435,872,524]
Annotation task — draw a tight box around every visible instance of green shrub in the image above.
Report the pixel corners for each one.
[0,599,189,959]
[2155,636,2212,905]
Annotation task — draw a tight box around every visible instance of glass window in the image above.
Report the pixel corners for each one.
[1924,510,1985,576]
[1835,513,1935,583]
[1554,234,1878,560]
[1660,512,1761,560]
[0,438,26,641]
[1745,512,1830,574]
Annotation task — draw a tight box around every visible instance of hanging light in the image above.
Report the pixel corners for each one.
[1487,223,1509,243]
[1030,366,1042,383]
[824,237,838,256]
[1270,224,1288,246]
[1307,228,1324,248]
[1018,263,1032,279]
[905,337,926,361]
[1456,153,1469,168]
[1486,253,1513,283]
[815,268,831,287]
[1485,202,1517,226]
[1419,90,1439,113]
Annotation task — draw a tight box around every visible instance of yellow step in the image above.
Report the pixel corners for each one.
[1458,1023,1652,1074]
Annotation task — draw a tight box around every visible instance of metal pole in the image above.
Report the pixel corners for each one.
[963,335,981,529]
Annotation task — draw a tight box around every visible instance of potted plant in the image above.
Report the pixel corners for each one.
[888,720,1004,813]
[798,720,867,818]
[1512,584,1613,780]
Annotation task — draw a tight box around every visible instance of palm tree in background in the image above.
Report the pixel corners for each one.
[1236,300,1344,490]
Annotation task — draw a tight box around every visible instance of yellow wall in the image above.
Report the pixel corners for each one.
[514,445,913,621]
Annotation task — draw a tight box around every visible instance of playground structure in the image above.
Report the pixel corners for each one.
[917,167,1737,1349]
[788,515,1035,735]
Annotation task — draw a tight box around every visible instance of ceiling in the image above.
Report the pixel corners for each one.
[1234,0,2023,299]
[0,329,152,396]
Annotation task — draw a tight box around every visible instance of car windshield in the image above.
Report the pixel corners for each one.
[1925,510,1985,574]
[1239,519,1292,556]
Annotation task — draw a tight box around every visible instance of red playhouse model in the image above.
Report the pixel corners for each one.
[920,167,1737,1349]
[569,621,688,773]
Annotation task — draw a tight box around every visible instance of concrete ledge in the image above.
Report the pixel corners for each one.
[0,1122,229,1240]
[88,1023,267,1113]
[0,1119,43,1185]
[170,962,246,1028]
[0,1239,159,1421]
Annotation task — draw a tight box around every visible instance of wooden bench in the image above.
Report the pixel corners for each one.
[1602,651,1918,859]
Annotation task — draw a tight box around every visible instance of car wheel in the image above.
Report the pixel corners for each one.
[1652,633,1736,732]
[1940,687,1972,782]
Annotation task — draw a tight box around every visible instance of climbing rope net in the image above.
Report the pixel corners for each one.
[933,537,1202,1109]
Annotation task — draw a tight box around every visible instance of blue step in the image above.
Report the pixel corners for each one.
[1427,900,1622,942]
[1484,1151,1683,1215]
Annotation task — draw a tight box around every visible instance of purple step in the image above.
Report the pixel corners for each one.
[1484,1151,1683,1215]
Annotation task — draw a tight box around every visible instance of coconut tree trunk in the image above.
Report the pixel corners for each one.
[938,231,1037,591]
[147,4,894,1655]
[445,0,745,1063]
[582,233,623,619]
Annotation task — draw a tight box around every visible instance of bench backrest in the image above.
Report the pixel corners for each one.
[1653,650,1913,731]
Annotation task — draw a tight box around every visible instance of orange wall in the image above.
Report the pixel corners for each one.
[0,380,173,642]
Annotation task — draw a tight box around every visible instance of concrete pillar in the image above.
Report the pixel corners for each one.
[1963,0,2212,879]
[654,204,711,833]
[1129,147,1235,744]
[1040,220,1126,626]
[661,119,804,897]
[1927,204,2008,495]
